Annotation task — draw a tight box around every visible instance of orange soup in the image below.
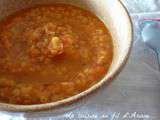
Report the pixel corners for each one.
[0,4,113,105]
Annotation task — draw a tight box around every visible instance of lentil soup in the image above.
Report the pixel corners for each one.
[0,4,113,105]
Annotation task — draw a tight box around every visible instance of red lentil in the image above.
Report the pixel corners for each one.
[0,4,113,105]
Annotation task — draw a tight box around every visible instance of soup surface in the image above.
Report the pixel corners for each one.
[0,4,113,105]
